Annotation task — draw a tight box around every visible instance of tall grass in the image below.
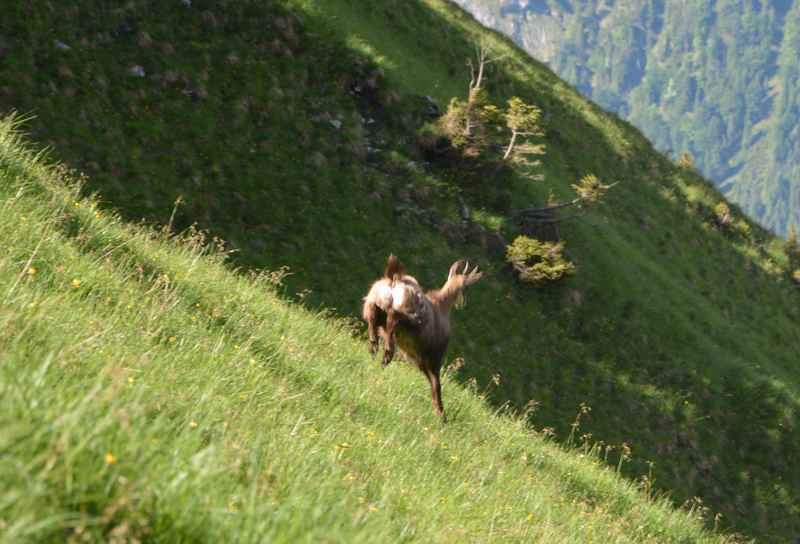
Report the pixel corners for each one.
[4,0,799,539]
[0,116,736,542]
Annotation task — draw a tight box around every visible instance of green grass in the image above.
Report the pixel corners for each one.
[0,117,733,542]
[2,0,800,540]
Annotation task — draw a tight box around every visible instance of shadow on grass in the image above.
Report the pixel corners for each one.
[4,0,800,540]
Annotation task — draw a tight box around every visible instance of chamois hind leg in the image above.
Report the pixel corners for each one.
[381,308,398,367]
[425,368,447,423]
[363,302,379,357]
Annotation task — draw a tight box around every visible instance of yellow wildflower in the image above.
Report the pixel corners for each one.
[104,452,117,465]
[190,421,198,428]
[27,266,37,276]
[71,278,82,289]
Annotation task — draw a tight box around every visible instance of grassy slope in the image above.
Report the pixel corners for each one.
[1,0,799,540]
[452,0,800,238]
[0,118,731,543]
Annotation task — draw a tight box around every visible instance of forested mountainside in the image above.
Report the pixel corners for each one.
[453,0,800,236]
[3,0,800,540]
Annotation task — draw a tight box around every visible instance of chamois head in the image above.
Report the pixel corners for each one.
[439,259,483,309]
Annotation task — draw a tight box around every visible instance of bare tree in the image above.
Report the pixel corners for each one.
[514,175,617,241]
[463,44,504,139]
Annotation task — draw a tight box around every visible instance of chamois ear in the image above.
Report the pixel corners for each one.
[448,259,466,280]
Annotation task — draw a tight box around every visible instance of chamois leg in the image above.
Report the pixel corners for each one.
[363,303,379,357]
[381,308,397,367]
[426,369,447,422]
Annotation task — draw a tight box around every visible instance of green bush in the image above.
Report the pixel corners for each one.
[714,202,732,227]
[735,219,752,240]
[437,94,503,156]
[785,225,800,271]
[506,235,576,286]
[677,151,696,172]
[572,174,611,207]
[416,122,451,157]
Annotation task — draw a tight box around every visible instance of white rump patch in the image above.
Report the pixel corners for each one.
[373,281,394,310]
[392,283,408,309]
[367,278,422,314]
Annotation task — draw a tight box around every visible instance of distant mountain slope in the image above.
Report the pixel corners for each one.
[453,0,800,236]
[2,0,800,540]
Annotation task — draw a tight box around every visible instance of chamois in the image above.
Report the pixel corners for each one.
[362,256,483,421]
[362,255,425,367]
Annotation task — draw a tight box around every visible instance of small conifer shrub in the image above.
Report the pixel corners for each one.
[714,202,732,227]
[677,151,696,171]
[572,174,612,207]
[735,219,752,239]
[785,225,800,271]
[506,235,576,286]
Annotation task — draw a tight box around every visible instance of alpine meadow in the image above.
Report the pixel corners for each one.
[1,1,799,542]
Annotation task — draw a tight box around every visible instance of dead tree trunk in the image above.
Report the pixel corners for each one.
[464,46,490,139]
[514,201,580,242]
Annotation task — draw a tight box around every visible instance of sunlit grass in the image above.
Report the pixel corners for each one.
[0,117,736,542]
[4,0,799,539]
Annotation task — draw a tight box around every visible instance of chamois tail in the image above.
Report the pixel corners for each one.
[383,254,404,281]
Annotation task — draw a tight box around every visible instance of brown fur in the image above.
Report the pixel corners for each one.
[362,256,482,422]
[384,254,403,281]
[362,255,425,367]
